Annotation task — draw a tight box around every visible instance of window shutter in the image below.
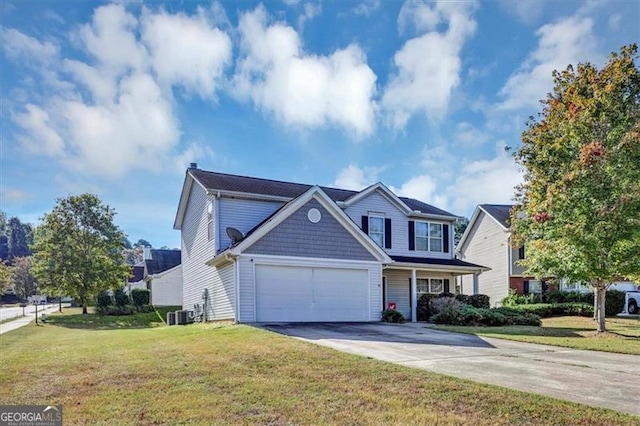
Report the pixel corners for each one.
[444,279,450,293]
[384,218,392,249]
[408,221,415,251]
[408,278,412,307]
[523,280,530,294]
[443,224,450,253]
[518,246,525,259]
[361,216,369,234]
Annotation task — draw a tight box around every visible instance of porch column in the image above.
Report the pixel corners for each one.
[411,269,417,322]
[473,272,479,295]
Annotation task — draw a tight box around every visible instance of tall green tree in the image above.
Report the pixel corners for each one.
[0,262,10,295]
[11,256,37,300]
[8,217,31,260]
[32,194,130,314]
[511,45,640,332]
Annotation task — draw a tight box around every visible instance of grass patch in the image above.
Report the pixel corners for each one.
[0,309,636,425]
[44,306,180,329]
[436,316,640,355]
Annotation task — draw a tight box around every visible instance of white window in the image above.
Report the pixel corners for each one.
[369,215,384,248]
[415,222,443,252]
[416,278,444,295]
[529,280,542,294]
[207,201,214,241]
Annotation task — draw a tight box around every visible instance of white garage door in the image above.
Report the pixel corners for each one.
[255,264,369,322]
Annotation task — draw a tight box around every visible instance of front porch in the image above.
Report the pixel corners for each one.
[383,256,488,322]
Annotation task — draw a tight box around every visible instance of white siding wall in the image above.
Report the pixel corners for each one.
[181,183,231,319]
[385,270,411,320]
[151,266,183,306]
[458,212,509,306]
[344,191,454,259]
[237,254,382,323]
[208,262,235,320]
[218,198,283,251]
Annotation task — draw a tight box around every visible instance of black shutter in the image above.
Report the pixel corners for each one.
[523,280,530,294]
[384,218,392,249]
[409,278,412,307]
[443,224,449,253]
[518,246,525,259]
[408,221,415,251]
[361,216,369,234]
[444,279,450,293]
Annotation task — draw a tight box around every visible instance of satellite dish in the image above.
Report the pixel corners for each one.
[226,227,243,244]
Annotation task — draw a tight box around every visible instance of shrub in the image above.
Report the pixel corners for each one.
[501,289,536,306]
[417,294,438,321]
[95,290,113,313]
[429,297,461,316]
[503,303,593,318]
[468,294,490,309]
[381,309,405,324]
[136,304,155,313]
[431,305,541,327]
[131,288,150,307]
[114,288,129,307]
[102,305,136,316]
[604,289,626,316]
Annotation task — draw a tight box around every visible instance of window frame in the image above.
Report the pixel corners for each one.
[207,201,214,242]
[368,215,385,248]
[414,221,444,253]
[416,278,445,295]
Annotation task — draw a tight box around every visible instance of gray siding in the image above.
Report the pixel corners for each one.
[344,190,454,259]
[245,199,376,261]
[511,247,526,276]
[218,197,283,251]
[458,211,509,306]
[181,183,235,320]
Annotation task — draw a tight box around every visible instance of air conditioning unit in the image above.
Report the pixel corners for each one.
[176,310,193,325]
[166,311,176,326]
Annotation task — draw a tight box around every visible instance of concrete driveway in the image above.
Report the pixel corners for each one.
[260,322,640,416]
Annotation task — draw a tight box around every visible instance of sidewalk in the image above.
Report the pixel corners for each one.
[0,305,61,335]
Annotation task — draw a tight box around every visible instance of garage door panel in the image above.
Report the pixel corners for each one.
[255,264,369,322]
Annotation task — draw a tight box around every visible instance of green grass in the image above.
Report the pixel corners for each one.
[436,316,640,355]
[44,306,180,329]
[0,309,637,425]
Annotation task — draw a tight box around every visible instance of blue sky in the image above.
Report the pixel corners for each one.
[1,0,638,248]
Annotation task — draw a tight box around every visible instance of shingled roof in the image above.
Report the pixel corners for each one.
[145,249,181,275]
[480,204,514,229]
[189,168,455,217]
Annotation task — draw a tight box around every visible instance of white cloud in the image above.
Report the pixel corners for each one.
[498,16,597,111]
[141,7,232,97]
[391,175,448,208]
[447,145,522,215]
[233,5,377,138]
[453,122,489,146]
[14,104,65,156]
[298,3,322,30]
[5,3,231,179]
[498,0,544,25]
[382,0,478,128]
[333,164,381,190]
[0,188,32,203]
[353,0,381,17]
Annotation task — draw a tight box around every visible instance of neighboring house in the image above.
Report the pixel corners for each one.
[143,248,182,307]
[458,204,559,306]
[125,265,146,295]
[173,165,487,323]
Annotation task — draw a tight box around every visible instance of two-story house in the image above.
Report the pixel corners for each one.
[456,204,553,306]
[173,165,487,322]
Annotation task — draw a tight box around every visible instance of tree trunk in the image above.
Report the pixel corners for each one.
[594,284,607,333]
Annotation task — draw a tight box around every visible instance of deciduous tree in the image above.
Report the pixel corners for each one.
[11,257,37,300]
[511,45,640,332]
[32,194,130,314]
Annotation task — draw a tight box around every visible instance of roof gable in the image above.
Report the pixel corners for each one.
[456,204,513,253]
[226,186,391,263]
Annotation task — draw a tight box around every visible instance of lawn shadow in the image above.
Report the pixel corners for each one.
[257,322,497,349]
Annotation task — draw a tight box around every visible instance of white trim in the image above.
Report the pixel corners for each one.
[207,189,292,203]
[252,260,257,323]
[413,220,444,254]
[173,170,210,230]
[227,186,392,263]
[146,264,181,280]
[368,214,385,248]
[411,269,417,322]
[246,254,382,268]
[387,262,488,274]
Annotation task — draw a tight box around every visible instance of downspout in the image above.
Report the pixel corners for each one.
[224,252,240,323]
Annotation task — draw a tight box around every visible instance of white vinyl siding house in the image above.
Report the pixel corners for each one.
[149,265,182,306]
[458,209,509,306]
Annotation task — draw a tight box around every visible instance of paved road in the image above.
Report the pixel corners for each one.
[260,322,640,416]
[0,304,58,321]
[0,304,62,335]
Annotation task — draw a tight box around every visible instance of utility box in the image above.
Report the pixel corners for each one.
[176,310,193,325]
[167,311,176,326]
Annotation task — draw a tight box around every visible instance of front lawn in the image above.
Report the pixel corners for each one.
[0,309,637,425]
[436,316,640,355]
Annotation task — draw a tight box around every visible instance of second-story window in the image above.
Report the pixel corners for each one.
[207,201,214,241]
[415,222,443,252]
[369,215,384,248]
